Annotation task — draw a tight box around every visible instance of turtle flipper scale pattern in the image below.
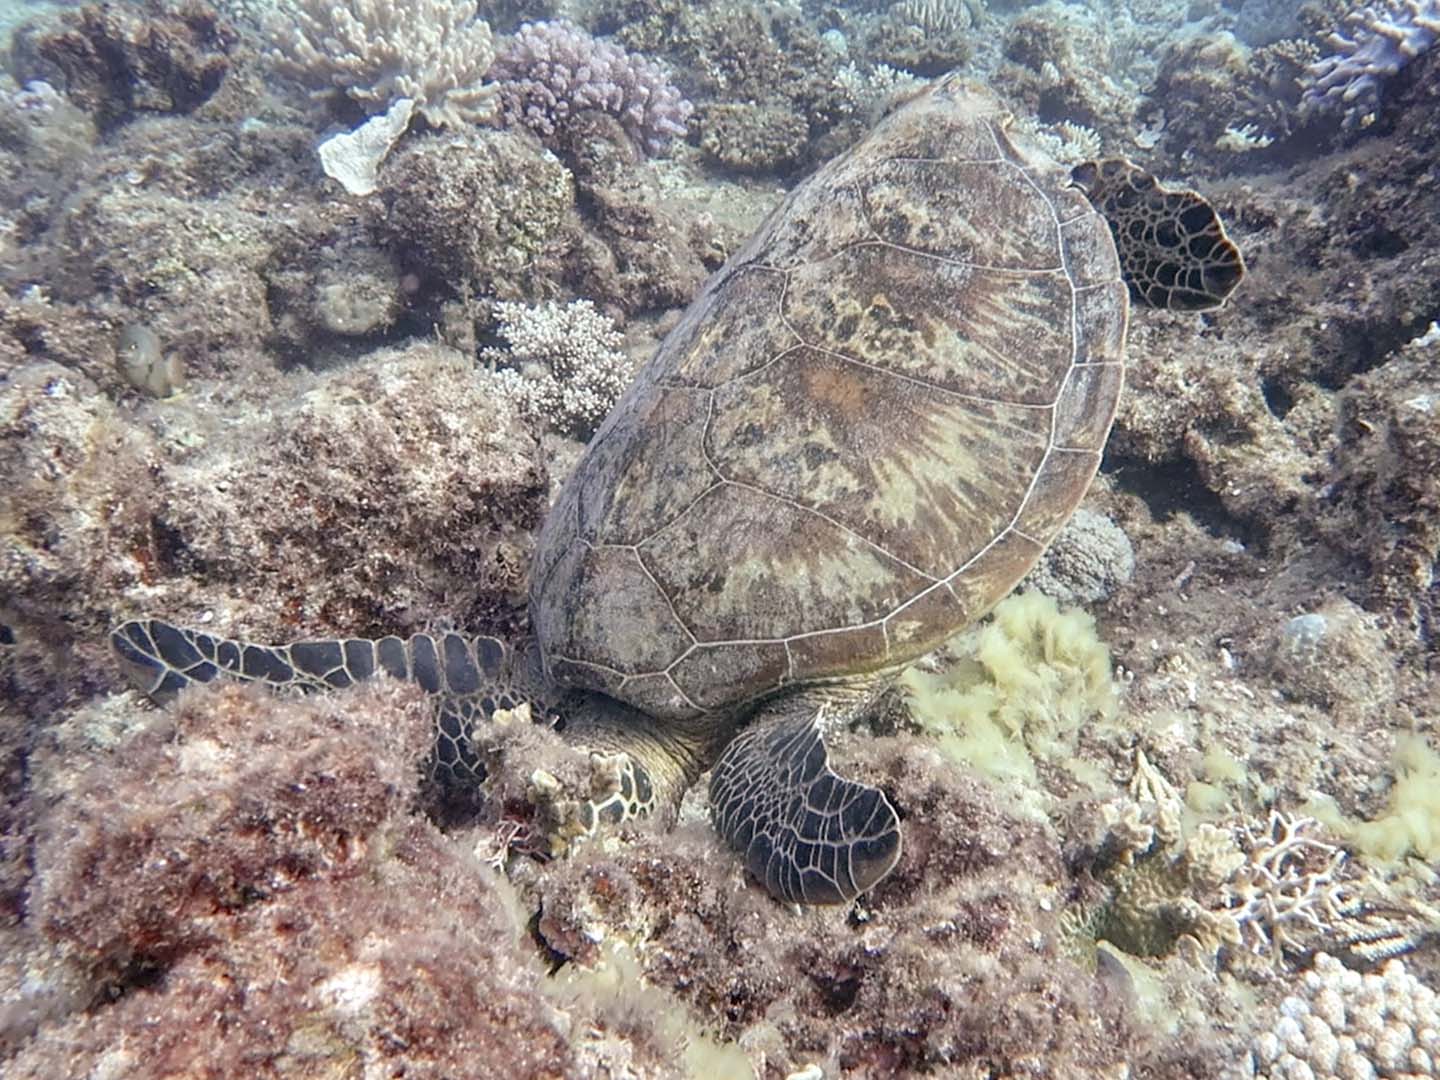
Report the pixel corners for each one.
[1071,158,1245,312]
[709,712,901,905]
[110,619,519,703]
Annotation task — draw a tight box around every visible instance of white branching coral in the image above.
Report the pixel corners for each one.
[1221,812,1360,961]
[1252,953,1440,1079]
[481,300,634,437]
[264,0,499,127]
[833,62,926,121]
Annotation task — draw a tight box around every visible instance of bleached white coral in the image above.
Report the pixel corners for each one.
[833,62,926,121]
[482,300,634,437]
[1221,812,1360,961]
[264,0,499,127]
[1252,953,1440,1078]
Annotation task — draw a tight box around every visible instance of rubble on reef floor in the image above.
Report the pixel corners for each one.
[2,1,1439,1077]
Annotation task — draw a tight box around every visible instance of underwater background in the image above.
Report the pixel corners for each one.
[1,0,1439,1076]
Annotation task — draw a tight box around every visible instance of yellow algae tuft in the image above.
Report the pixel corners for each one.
[901,591,1117,808]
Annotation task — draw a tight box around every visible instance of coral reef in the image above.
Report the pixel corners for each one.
[602,0,855,171]
[0,344,547,715]
[861,9,974,78]
[531,737,1235,1077]
[4,680,734,1077]
[9,0,237,132]
[1143,31,1306,171]
[489,20,692,156]
[1302,0,1440,126]
[1235,0,1305,47]
[264,0,499,126]
[697,101,810,174]
[554,108,728,315]
[3,0,1440,1074]
[1024,508,1137,607]
[1253,954,1439,1078]
[377,126,576,301]
[1317,328,1440,649]
[995,1,1137,145]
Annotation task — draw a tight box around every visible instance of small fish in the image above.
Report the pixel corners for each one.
[115,323,185,398]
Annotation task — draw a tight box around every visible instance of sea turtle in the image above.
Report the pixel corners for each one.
[111,77,1242,906]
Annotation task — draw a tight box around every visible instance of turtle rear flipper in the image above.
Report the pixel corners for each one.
[1072,157,1245,312]
[110,619,525,704]
[111,619,548,793]
[709,710,901,905]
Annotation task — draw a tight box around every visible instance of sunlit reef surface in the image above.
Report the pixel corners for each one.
[1,0,1438,1077]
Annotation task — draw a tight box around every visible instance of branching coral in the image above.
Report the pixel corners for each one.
[1079,754,1436,971]
[264,0,499,126]
[1301,0,1440,126]
[481,299,635,438]
[488,20,692,156]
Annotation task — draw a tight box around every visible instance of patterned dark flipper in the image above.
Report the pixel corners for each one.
[1070,157,1245,312]
[109,619,536,787]
[709,711,902,905]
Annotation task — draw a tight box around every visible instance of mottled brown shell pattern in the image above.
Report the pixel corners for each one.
[532,78,1130,725]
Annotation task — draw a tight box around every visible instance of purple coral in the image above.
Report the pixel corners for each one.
[487,20,692,156]
[1301,0,1440,126]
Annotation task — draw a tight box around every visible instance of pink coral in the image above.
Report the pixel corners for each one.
[489,20,692,155]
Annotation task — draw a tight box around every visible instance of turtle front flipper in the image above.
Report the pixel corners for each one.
[1071,157,1245,312]
[709,710,901,905]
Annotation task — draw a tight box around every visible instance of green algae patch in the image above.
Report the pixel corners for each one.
[1305,734,1440,863]
[901,592,1118,807]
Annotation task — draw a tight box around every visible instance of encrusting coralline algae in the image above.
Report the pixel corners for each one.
[1,0,1439,1077]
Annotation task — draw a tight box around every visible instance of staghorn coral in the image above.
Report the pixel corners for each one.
[264,0,500,126]
[481,299,636,438]
[1302,0,1440,127]
[1078,752,1436,975]
[488,20,692,156]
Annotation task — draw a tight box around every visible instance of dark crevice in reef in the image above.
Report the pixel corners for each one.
[1260,376,1294,420]
[1102,452,1267,552]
